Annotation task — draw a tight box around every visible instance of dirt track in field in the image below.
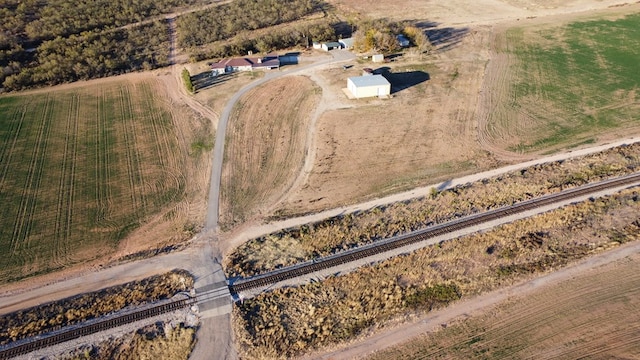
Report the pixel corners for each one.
[219,76,321,227]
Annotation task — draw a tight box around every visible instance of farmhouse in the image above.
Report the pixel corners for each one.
[347,74,391,99]
[211,56,280,74]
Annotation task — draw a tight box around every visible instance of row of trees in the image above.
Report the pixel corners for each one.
[191,20,335,61]
[177,0,318,48]
[3,22,169,90]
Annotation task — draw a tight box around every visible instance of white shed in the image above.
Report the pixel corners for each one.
[372,54,384,63]
[347,75,391,99]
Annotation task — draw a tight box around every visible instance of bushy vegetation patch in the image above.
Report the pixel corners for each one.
[3,21,169,90]
[61,322,196,360]
[177,0,318,48]
[234,190,640,358]
[0,270,194,345]
[227,143,640,278]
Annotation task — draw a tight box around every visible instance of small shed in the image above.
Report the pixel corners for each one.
[372,54,384,63]
[347,75,391,99]
[321,42,342,51]
[338,38,355,49]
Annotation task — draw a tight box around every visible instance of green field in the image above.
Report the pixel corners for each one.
[0,80,186,283]
[489,13,640,152]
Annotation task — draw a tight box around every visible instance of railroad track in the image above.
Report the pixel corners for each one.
[229,172,640,294]
[0,298,195,360]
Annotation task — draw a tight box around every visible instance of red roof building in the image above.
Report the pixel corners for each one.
[211,56,280,74]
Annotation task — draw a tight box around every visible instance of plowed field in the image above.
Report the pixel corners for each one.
[0,77,208,284]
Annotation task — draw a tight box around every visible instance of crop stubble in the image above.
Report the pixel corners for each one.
[220,76,321,227]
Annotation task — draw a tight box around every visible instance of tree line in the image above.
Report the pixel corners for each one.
[177,0,318,48]
[191,20,335,61]
[3,22,169,90]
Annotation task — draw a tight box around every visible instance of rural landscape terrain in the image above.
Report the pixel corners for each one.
[1,0,640,358]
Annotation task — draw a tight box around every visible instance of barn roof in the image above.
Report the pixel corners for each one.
[348,74,390,87]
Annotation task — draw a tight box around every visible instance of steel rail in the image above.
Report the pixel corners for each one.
[0,298,196,359]
[229,172,640,294]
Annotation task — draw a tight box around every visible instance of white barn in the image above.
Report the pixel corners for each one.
[347,75,391,99]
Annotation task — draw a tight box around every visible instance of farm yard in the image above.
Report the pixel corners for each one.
[0,76,210,284]
[270,30,500,217]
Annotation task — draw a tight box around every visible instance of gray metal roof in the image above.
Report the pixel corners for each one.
[348,74,390,87]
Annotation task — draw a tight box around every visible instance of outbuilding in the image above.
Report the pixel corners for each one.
[338,38,355,49]
[321,42,342,51]
[347,74,391,99]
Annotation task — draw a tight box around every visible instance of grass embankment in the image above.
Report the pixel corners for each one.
[227,143,640,277]
[369,253,640,359]
[220,76,321,227]
[62,323,196,360]
[0,270,193,346]
[0,79,204,284]
[234,189,640,358]
[490,13,640,152]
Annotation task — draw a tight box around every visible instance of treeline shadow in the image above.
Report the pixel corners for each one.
[413,20,469,52]
[192,71,237,91]
[376,67,430,94]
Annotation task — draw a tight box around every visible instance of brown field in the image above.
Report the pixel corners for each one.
[368,252,640,359]
[271,30,500,216]
[219,76,321,227]
[0,75,211,284]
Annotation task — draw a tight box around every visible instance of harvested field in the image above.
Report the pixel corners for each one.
[0,76,211,284]
[0,269,193,346]
[368,252,640,359]
[233,188,640,359]
[326,0,631,24]
[226,142,640,278]
[220,76,321,227]
[483,10,640,153]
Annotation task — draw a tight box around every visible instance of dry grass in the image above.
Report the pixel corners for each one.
[62,322,196,360]
[368,253,640,359]
[0,270,194,345]
[227,142,640,278]
[276,35,496,215]
[0,76,211,284]
[233,189,640,359]
[219,76,321,227]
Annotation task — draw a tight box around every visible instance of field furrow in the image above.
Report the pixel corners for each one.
[64,94,80,263]
[125,85,148,214]
[118,86,140,214]
[52,94,75,266]
[0,105,26,192]
[10,95,52,253]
